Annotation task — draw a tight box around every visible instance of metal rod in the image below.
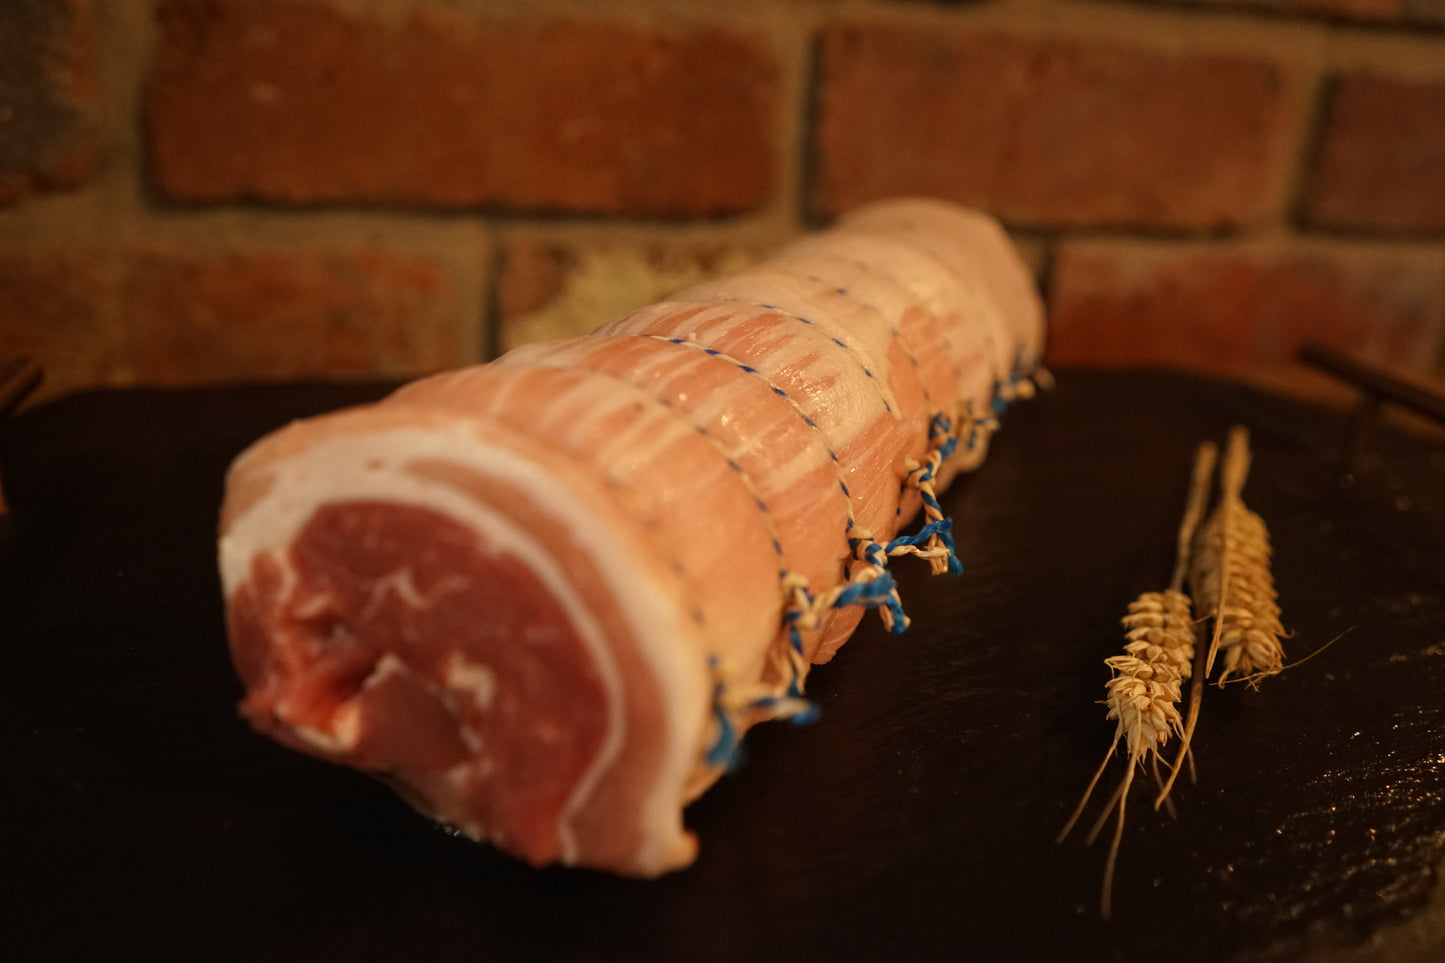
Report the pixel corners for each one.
[1341,392,1382,480]
[1299,343,1445,428]
[0,357,44,517]
[0,357,44,421]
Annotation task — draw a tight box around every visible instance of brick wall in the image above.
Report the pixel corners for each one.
[3,0,1443,401]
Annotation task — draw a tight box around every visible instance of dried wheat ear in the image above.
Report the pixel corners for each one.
[1057,441,1216,919]
[1190,426,1288,687]
[1064,426,1294,919]
[1158,426,1290,813]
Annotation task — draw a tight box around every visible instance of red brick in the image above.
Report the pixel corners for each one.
[148,1,777,216]
[498,242,578,325]
[1163,0,1406,21]
[123,250,472,384]
[0,0,103,203]
[1047,242,1444,373]
[812,25,1293,230]
[0,247,473,399]
[1156,0,1445,25]
[0,250,126,395]
[1302,73,1445,234]
[1408,0,1445,24]
[1283,0,1405,17]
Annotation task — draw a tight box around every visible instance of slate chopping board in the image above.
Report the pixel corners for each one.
[3,371,1443,962]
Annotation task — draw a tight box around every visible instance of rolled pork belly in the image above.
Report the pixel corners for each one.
[218,197,1045,877]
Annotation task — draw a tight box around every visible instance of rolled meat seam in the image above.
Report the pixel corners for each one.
[218,197,1047,876]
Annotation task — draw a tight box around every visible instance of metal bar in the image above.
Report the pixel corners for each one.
[0,358,44,516]
[0,357,44,421]
[1341,391,1382,480]
[1299,343,1445,428]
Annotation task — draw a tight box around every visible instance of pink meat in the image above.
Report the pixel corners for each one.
[839,196,1046,372]
[492,334,857,660]
[218,198,1044,876]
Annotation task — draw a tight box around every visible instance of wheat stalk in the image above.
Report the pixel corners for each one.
[1057,441,1215,918]
[1192,426,1287,687]
[1157,426,1289,812]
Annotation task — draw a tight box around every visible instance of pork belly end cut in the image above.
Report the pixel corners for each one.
[219,405,711,876]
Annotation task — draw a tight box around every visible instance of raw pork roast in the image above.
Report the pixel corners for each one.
[219,198,1046,876]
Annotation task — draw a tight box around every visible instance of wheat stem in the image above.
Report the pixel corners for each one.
[1152,441,1218,807]
[1204,427,1249,675]
[1162,427,1293,810]
[1193,427,1287,686]
[1060,442,1217,915]
[1170,443,1218,592]
[1159,617,1210,808]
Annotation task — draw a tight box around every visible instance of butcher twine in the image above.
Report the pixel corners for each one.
[703,362,1051,769]
[661,309,1049,767]
[704,411,963,768]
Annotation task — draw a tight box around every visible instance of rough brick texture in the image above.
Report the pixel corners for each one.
[1410,0,1445,23]
[1170,0,1401,22]
[148,0,778,216]
[0,250,123,391]
[1286,0,1406,18]
[1302,73,1445,234]
[1165,0,1445,25]
[1,248,473,400]
[499,242,578,327]
[1048,242,1444,372]
[812,25,1293,230]
[0,0,102,203]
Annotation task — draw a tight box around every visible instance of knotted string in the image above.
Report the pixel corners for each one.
[704,410,966,767]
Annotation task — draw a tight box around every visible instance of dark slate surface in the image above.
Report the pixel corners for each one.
[2,371,1442,962]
